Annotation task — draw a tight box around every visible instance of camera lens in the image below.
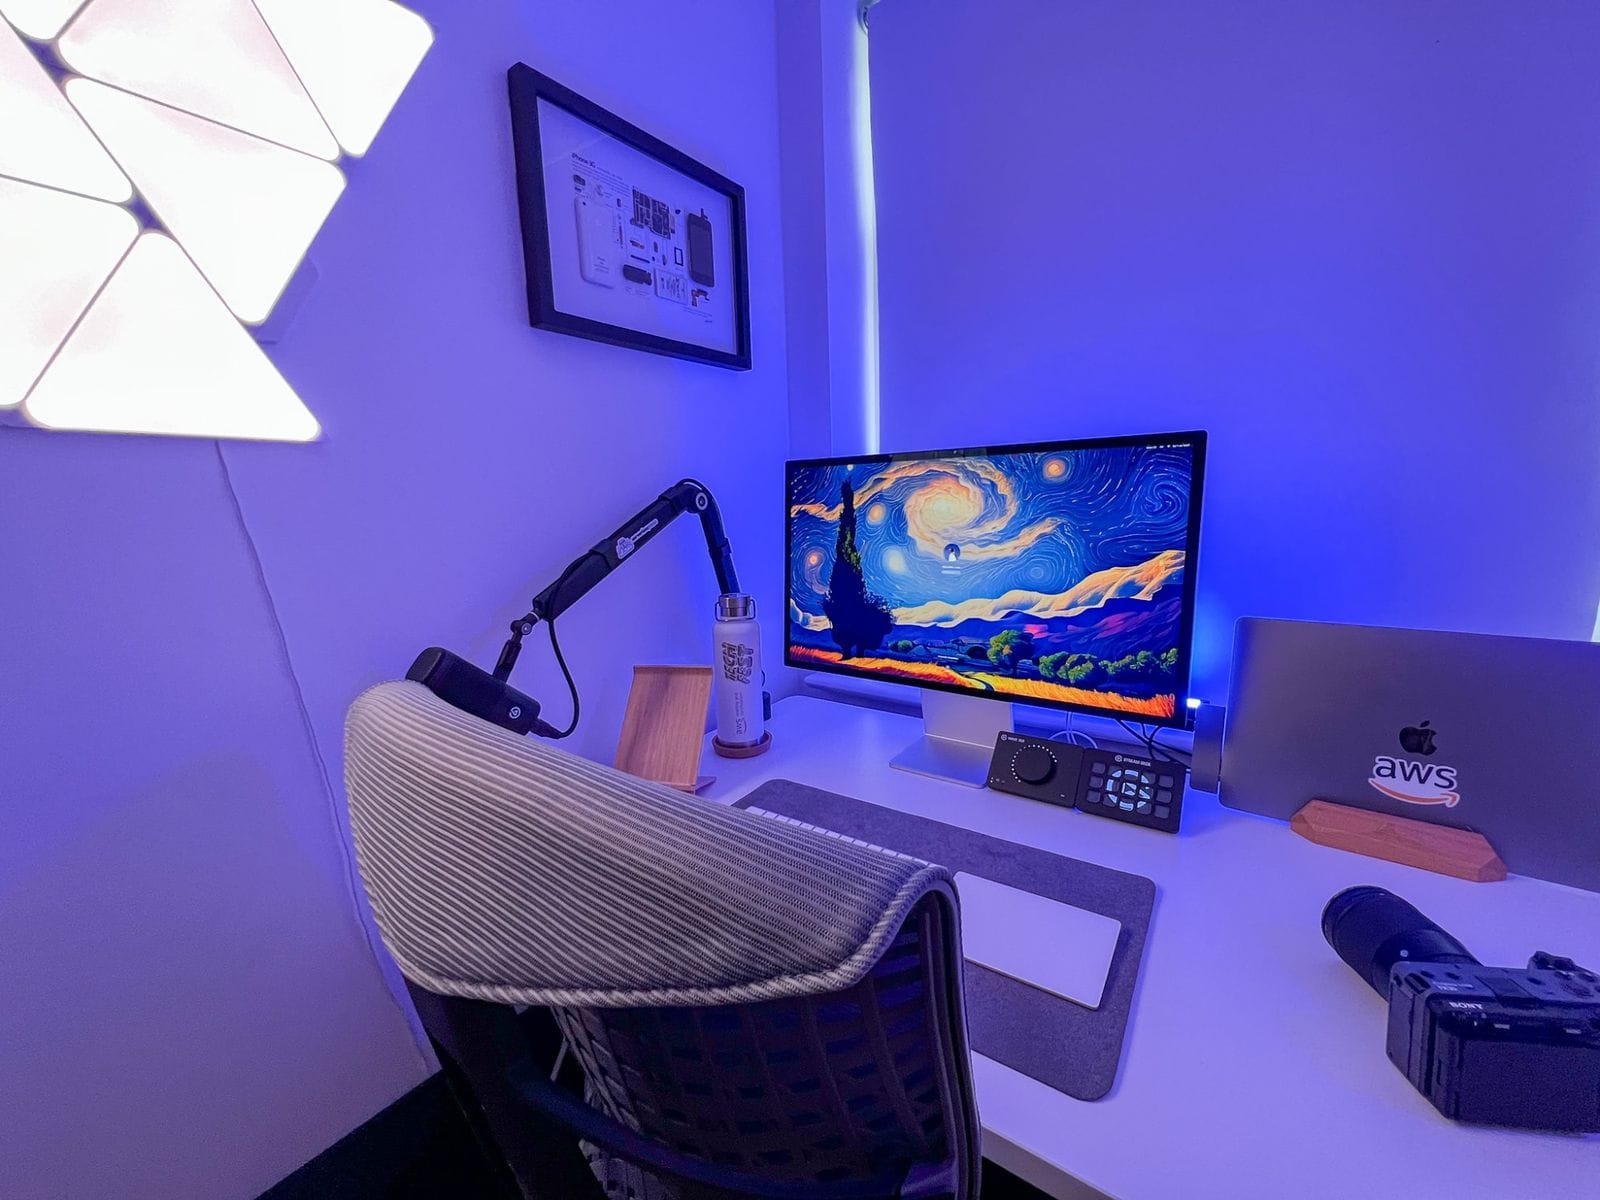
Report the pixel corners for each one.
[1321,885,1478,998]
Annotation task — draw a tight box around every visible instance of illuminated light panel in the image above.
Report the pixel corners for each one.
[23,232,321,441]
[69,78,345,324]
[9,0,429,440]
[0,0,86,39]
[0,176,137,407]
[253,0,433,157]
[57,0,340,160]
[0,19,131,201]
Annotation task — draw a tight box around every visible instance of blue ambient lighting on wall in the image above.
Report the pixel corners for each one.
[850,4,878,454]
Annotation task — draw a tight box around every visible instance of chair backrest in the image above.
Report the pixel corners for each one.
[344,681,980,1199]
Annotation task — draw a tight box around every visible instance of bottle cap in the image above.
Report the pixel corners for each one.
[716,593,756,620]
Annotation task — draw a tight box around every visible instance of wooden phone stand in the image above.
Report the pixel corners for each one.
[614,666,714,793]
[1291,799,1506,882]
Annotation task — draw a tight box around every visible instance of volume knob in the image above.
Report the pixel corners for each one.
[1014,746,1056,785]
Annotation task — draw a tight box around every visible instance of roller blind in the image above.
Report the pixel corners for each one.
[867,0,1600,700]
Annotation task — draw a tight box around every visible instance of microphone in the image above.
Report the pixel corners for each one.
[406,480,741,740]
[406,647,561,738]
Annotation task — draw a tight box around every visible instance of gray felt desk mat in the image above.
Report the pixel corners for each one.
[736,779,1156,1102]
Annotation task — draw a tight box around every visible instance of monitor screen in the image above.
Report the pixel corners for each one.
[785,432,1205,726]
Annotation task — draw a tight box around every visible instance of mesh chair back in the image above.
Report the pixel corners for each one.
[345,681,980,1199]
[557,893,971,1198]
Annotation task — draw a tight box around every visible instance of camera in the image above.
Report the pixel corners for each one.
[1322,885,1600,1132]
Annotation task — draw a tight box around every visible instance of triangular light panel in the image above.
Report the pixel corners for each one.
[9,0,430,441]
[69,79,345,324]
[0,18,131,201]
[24,232,321,441]
[57,0,339,160]
[0,175,137,408]
[0,0,86,39]
[252,0,433,157]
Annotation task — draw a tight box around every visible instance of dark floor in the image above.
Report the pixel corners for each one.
[260,1071,1052,1199]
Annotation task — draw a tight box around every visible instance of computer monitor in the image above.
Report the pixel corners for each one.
[786,432,1206,783]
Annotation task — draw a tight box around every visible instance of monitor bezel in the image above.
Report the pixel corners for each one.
[784,430,1207,730]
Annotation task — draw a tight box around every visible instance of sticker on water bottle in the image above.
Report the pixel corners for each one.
[721,641,755,685]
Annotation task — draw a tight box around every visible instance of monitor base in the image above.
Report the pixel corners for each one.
[889,691,1013,788]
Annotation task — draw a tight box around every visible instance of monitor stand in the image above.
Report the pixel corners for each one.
[889,690,1013,788]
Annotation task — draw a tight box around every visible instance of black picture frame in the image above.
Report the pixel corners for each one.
[784,431,1208,730]
[506,64,752,370]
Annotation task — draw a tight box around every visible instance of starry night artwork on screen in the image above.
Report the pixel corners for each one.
[786,433,1205,724]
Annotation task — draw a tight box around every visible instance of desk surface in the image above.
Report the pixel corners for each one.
[700,696,1598,1200]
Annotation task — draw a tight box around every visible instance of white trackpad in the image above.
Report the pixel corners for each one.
[954,872,1121,1010]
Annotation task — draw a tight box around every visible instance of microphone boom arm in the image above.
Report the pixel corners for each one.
[493,479,738,681]
[408,477,756,740]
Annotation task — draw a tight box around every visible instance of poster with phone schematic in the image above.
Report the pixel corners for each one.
[537,97,737,357]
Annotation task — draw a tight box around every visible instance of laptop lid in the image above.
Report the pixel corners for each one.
[1220,618,1600,892]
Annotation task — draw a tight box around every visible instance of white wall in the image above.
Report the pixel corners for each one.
[0,436,424,1198]
[867,0,1600,702]
[0,2,795,1196]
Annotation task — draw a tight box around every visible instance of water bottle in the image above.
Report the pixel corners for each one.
[712,593,767,754]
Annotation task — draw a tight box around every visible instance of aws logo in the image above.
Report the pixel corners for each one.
[1369,721,1461,807]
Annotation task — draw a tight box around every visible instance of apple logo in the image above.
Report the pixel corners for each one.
[1398,721,1437,756]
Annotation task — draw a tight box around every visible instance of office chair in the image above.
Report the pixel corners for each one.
[344,681,982,1199]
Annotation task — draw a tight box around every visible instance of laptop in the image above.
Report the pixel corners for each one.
[1221,618,1600,892]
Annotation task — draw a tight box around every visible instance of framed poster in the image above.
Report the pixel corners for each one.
[507,64,752,370]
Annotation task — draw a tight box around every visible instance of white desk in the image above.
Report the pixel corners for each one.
[700,696,1599,1200]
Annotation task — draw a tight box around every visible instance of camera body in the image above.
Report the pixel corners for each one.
[1385,954,1600,1132]
[1323,885,1600,1133]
